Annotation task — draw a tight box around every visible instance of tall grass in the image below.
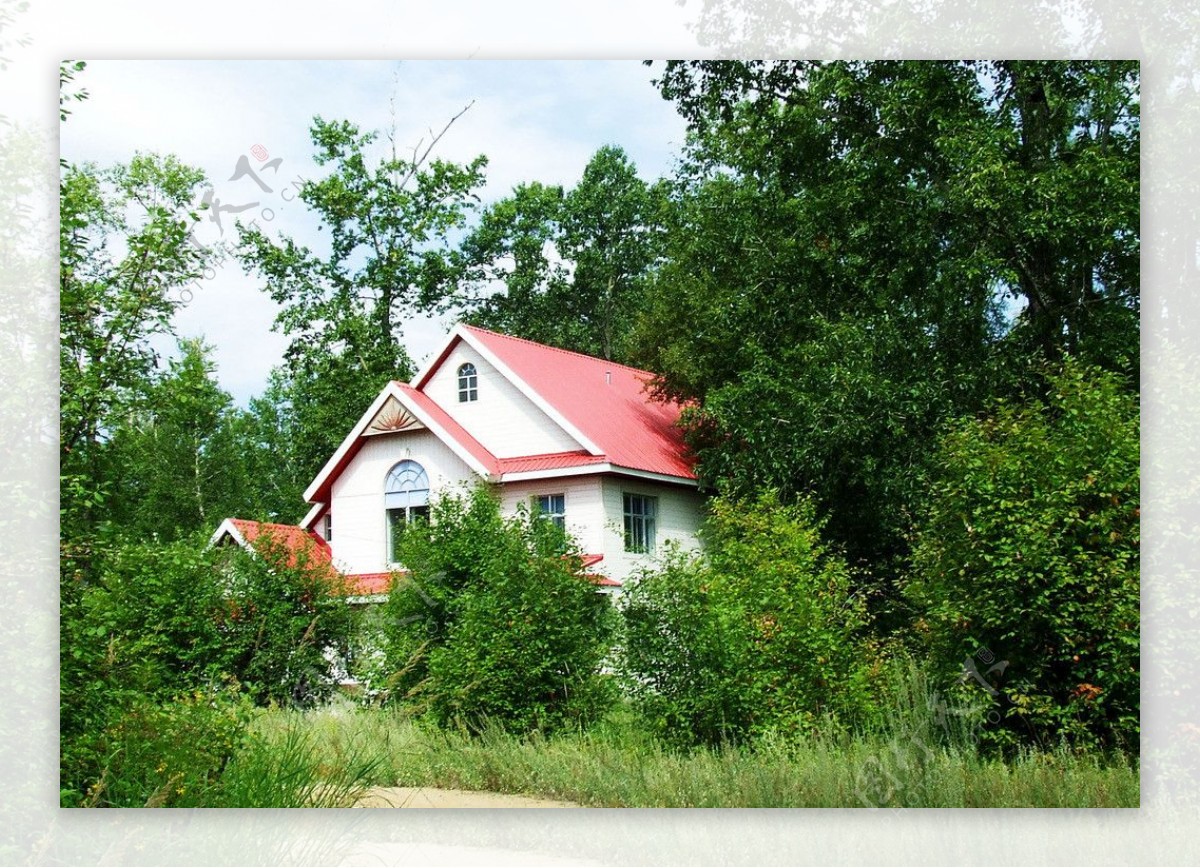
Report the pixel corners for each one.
[252,697,1138,808]
[212,721,383,808]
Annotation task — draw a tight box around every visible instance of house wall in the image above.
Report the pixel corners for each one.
[598,476,706,587]
[423,341,582,458]
[329,428,478,574]
[497,475,608,556]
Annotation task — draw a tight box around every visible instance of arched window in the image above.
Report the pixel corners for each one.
[457,362,478,402]
[385,460,430,561]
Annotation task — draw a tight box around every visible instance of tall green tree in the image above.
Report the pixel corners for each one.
[636,61,1139,574]
[102,339,257,539]
[451,145,663,362]
[60,154,213,539]
[237,115,487,473]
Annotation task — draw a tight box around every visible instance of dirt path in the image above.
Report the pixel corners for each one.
[355,786,581,808]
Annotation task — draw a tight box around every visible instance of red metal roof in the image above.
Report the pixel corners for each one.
[496,451,608,475]
[393,383,500,475]
[222,519,340,581]
[343,572,396,596]
[457,326,696,480]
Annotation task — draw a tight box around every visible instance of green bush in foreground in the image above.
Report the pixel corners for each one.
[907,358,1139,752]
[60,531,357,805]
[621,491,880,746]
[378,486,616,734]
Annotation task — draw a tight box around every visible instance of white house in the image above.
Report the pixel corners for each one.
[212,324,705,597]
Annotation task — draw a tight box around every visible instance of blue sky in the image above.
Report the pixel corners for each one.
[60,60,691,404]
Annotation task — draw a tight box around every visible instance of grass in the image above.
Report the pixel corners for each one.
[249,698,1139,808]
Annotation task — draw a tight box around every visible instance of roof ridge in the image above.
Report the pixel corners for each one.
[461,325,663,379]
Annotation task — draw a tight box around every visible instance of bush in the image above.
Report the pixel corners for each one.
[377,486,616,734]
[60,532,358,804]
[212,531,357,706]
[905,358,1139,751]
[65,689,253,808]
[620,491,880,746]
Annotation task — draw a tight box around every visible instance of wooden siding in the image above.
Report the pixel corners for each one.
[599,477,705,586]
[423,342,582,458]
[329,429,477,575]
[498,475,608,555]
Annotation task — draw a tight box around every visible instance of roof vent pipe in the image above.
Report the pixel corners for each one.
[605,371,612,385]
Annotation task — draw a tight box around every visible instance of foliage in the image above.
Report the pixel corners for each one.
[60,154,213,539]
[452,145,664,363]
[236,114,481,473]
[378,486,616,734]
[905,359,1140,751]
[63,689,253,808]
[620,491,879,746]
[635,60,1140,578]
[255,702,1140,808]
[60,532,357,804]
[98,339,252,537]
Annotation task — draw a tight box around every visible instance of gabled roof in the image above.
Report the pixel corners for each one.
[301,325,695,514]
[209,518,339,579]
[416,325,696,481]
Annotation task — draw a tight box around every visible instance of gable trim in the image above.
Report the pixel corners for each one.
[302,381,500,505]
[498,462,699,487]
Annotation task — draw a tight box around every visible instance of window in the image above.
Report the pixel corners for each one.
[534,493,566,531]
[623,493,657,554]
[324,512,332,542]
[385,460,430,562]
[457,362,478,402]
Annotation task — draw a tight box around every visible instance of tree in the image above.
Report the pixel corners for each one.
[60,154,213,539]
[634,60,1139,575]
[620,491,879,746]
[905,359,1139,752]
[101,339,275,540]
[451,146,663,363]
[237,115,486,474]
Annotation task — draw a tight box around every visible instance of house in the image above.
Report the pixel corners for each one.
[211,324,704,598]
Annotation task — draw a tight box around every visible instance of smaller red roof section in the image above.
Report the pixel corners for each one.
[227,519,332,566]
[577,553,621,587]
[452,326,696,480]
[496,451,607,475]
[343,572,397,596]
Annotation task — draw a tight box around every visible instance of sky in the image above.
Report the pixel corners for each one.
[60,60,691,405]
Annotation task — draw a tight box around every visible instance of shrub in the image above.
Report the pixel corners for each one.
[65,688,253,808]
[905,358,1139,751]
[620,491,880,746]
[378,486,616,734]
[212,531,357,706]
[60,532,358,803]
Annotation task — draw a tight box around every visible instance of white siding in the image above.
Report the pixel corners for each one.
[498,475,608,555]
[329,429,478,575]
[599,477,706,587]
[424,342,581,458]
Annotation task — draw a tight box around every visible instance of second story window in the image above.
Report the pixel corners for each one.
[457,362,478,402]
[623,493,658,554]
[534,493,566,531]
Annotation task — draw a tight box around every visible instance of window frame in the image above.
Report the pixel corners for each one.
[384,460,431,563]
[622,492,658,554]
[533,492,566,531]
[457,362,478,403]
